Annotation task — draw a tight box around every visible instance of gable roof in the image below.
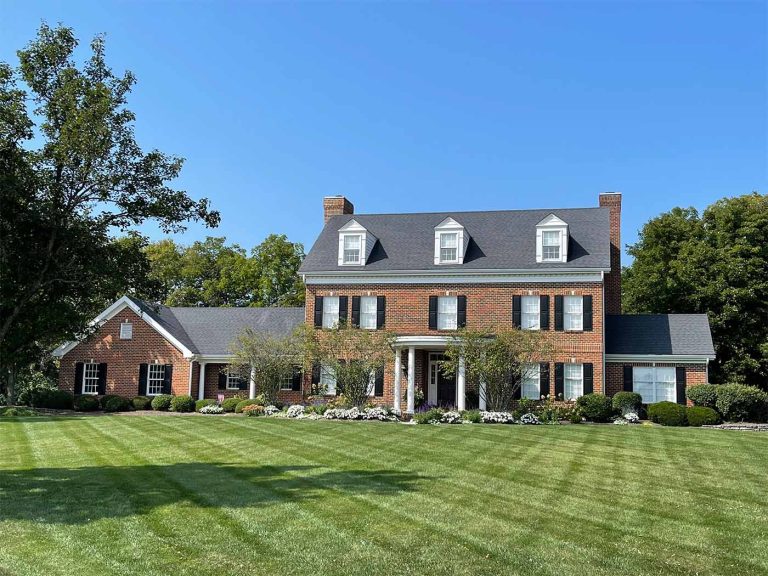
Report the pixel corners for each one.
[605,314,715,358]
[300,207,610,273]
[53,295,305,359]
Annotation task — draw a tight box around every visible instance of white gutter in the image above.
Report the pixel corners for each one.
[605,354,714,363]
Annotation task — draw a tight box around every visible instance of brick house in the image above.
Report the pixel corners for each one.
[54,192,715,411]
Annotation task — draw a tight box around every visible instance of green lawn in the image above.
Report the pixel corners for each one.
[0,416,766,576]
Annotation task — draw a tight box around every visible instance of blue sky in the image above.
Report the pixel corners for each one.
[2,1,766,262]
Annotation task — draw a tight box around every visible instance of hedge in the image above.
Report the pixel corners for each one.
[686,406,721,427]
[575,393,614,422]
[73,395,100,412]
[151,395,173,411]
[648,401,687,426]
[170,395,195,413]
[686,384,719,409]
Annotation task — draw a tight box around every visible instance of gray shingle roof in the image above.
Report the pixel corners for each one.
[300,207,611,273]
[606,314,715,357]
[129,297,304,356]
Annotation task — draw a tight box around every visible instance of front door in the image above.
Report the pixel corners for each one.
[429,353,457,408]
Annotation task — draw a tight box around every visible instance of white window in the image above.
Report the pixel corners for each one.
[342,234,362,265]
[437,296,458,330]
[226,372,243,390]
[633,366,676,404]
[564,296,583,331]
[521,296,540,330]
[147,364,165,396]
[322,296,340,329]
[83,363,99,395]
[360,296,377,329]
[522,363,540,400]
[542,230,561,261]
[119,322,133,340]
[564,363,583,400]
[439,232,459,263]
[280,373,293,390]
[320,363,336,395]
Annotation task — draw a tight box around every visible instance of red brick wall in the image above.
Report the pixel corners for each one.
[58,308,191,398]
[605,362,708,405]
[599,192,622,314]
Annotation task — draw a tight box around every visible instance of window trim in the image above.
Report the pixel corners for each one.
[226,372,243,391]
[341,233,363,265]
[359,295,378,330]
[82,362,99,395]
[632,366,677,404]
[521,363,540,400]
[521,295,541,331]
[319,363,337,395]
[563,295,584,332]
[564,363,584,401]
[541,230,561,262]
[147,364,166,396]
[119,322,133,340]
[438,232,459,264]
[322,296,340,329]
[437,295,458,330]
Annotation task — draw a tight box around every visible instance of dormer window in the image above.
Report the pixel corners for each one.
[439,232,459,263]
[342,234,362,264]
[542,231,561,261]
[434,217,469,265]
[337,220,377,266]
[536,214,569,264]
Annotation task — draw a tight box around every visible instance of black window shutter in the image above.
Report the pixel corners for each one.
[428,296,438,330]
[374,367,384,397]
[218,369,227,390]
[512,295,521,328]
[138,363,148,396]
[351,296,361,327]
[74,362,84,395]
[291,366,303,391]
[583,295,593,332]
[539,362,550,398]
[583,363,594,394]
[623,365,633,392]
[314,296,323,328]
[311,362,320,386]
[162,365,173,394]
[97,363,108,395]
[376,296,386,329]
[338,296,348,324]
[457,296,467,328]
[554,296,564,331]
[238,370,248,391]
[554,363,564,397]
[540,295,550,330]
[676,367,687,405]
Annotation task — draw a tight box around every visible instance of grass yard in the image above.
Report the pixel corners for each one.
[0,416,766,576]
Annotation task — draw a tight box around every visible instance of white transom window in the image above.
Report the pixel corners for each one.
[564,363,583,400]
[342,234,362,265]
[522,363,540,400]
[322,296,340,329]
[120,322,133,340]
[521,296,540,330]
[542,230,561,261]
[83,363,99,395]
[437,296,458,330]
[360,296,377,330]
[633,366,676,404]
[320,363,337,395]
[439,232,459,263]
[147,364,165,396]
[564,296,583,331]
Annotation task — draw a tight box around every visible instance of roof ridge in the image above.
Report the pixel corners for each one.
[330,206,606,219]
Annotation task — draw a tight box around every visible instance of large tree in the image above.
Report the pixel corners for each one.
[623,193,768,388]
[0,24,219,400]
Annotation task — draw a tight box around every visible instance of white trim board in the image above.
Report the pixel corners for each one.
[605,354,713,363]
[52,296,195,359]
[304,270,606,285]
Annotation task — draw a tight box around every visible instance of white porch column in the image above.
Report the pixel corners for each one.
[249,365,257,398]
[393,349,402,413]
[457,355,466,411]
[479,376,487,411]
[197,362,207,401]
[406,346,415,413]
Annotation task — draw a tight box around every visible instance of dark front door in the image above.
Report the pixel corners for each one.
[437,367,456,407]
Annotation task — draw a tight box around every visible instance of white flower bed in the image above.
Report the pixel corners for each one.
[480,411,515,424]
[624,412,640,423]
[199,404,224,414]
[323,406,398,422]
[519,412,540,425]
[286,404,305,418]
[264,405,280,416]
[440,411,463,424]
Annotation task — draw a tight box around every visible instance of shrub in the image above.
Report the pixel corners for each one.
[686,406,721,427]
[235,399,262,414]
[648,401,687,426]
[131,396,152,410]
[99,395,119,409]
[0,407,39,417]
[73,395,100,412]
[612,392,642,414]
[567,405,583,424]
[222,397,243,413]
[242,404,265,417]
[440,411,463,424]
[31,389,73,410]
[286,405,305,418]
[575,393,614,423]
[480,411,515,424]
[195,399,215,412]
[151,394,173,411]
[170,395,195,413]
[519,413,540,425]
[104,396,130,413]
[461,409,481,423]
[200,404,224,414]
[16,371,58,406]
[414,407,444,424]
[305,403,329,415]
[686,384,719,409]
[715,384,768,422]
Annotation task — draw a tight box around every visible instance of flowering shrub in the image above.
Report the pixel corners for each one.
[613,417,629,425]
[480,411,515,424]
[200,404,224,415]
[323,406,398,421]
[519,412,540,425]
[242,404,264,417]
[413,407,444,424]
[623,411,640,423]
[440,411,463,424]
[286,404,305,418]
[264,405,280,416]
[363,406,397,421]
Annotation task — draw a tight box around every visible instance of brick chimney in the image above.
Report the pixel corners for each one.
[323,196,354,225]
[599,192,622,314]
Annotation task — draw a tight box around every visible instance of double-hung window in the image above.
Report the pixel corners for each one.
[280,373,294,391]
[226,372,243,390]
[322,296,340,329]
[437,296,458,330]
[147,364,166,396]
[360,296,377,329]
[542,231,561,261]
[83,363,99,395]
[564,363,583,400]
[521,363,540,400]
[521,296,540,330]
[342,234,362,264]
[633,366,676,404]
[564,296,583,331]
[320,363,337,395]
[439,232,458,263]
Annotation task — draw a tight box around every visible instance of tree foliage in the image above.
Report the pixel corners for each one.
[0,24,218,401]
[623,193,768,388]
[443,327,555,411]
